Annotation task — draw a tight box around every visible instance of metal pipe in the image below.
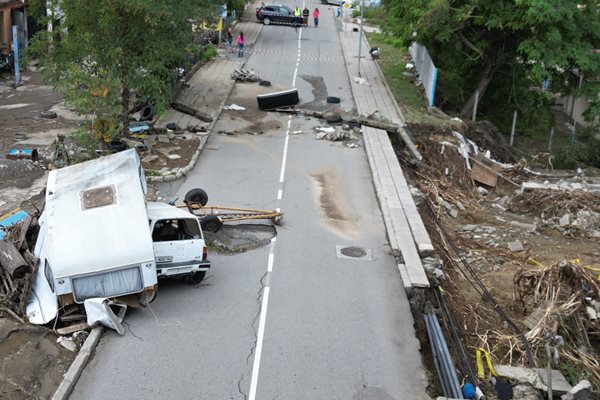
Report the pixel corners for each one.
[357,0,365,77]
[431,312,463,398]
[425,312,452,397]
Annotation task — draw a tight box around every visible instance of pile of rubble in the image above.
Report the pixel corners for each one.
[0,207,41,323]
[509,190,600,239]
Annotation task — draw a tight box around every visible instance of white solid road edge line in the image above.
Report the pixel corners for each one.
[248,286,271,400]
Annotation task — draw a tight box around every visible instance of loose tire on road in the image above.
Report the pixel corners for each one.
[326,96,341,104]
[40,110,57,119]
[263,17,271,25]
[184,188,209,206]
[183,271,206,284]
[201,215,223,233]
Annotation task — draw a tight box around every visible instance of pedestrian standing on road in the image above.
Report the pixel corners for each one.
[226,26,233,54]
[237,32,245,57]
[302,7,309,27]
[313,8,320,27]
[293,6,302,28]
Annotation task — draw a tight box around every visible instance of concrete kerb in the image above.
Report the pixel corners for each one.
[147,23,263,183]
[51,327,104,400]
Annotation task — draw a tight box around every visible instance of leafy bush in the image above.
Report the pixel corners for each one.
[202,44,217,61]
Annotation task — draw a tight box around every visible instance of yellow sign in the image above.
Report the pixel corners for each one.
[343,2,351,9]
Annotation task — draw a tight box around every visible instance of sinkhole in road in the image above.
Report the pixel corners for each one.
[336,245,373,261]
[205,224,277,254]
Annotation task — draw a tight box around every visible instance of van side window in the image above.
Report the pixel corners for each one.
[152,219,201,242]
[44,259,55,291]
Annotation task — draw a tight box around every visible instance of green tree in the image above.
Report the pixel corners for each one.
[30,0,221,138]
[383,0,600,121]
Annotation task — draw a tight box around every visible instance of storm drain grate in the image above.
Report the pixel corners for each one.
[335,245,373,261]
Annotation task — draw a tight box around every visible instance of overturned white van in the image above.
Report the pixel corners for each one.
[27,150,158,324]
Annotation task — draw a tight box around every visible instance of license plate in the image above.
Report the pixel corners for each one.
[156,256,173,263]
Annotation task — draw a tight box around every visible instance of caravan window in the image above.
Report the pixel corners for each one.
[152,219,201,242]
[44,259,55,291]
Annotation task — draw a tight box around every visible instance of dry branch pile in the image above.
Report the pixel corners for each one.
[509,190,600,219]
[512,261,600,386]
[0,215,40,323]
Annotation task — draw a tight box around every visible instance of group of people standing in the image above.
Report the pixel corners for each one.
[226,26,245,57]
[294,6,320,28]
[225,4,322,58]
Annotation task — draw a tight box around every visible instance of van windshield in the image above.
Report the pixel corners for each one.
[152,218,201,242]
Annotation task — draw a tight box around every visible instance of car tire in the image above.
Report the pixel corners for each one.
[326,96,341,104]
[259,80,272,87]
[108,139,128,152]
[263,17,271,25]
[201,215,223,233]
[184,188,209,206]
[183,271,206,284]
[140,105,155,121]
[40,110,57,119]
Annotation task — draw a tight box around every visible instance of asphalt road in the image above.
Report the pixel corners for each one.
[70,2,429,399]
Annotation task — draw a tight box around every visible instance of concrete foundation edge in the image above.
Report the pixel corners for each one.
[51,326,104,400]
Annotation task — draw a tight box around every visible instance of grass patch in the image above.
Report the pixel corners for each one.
[365,32,451,126]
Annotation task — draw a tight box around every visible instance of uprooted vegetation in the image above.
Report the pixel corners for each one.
[394,122,600,396]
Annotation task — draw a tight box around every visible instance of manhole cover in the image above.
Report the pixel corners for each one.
[340,246,367,258]
[335,245,373,261]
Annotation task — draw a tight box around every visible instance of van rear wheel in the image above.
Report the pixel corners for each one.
[184,271,206,284]
[184,188,208,206]
[201,215,223,233]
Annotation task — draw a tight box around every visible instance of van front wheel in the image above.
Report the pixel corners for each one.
[184,271,206,284]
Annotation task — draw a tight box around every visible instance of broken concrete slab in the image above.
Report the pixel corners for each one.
[142,155,159,163]
[561,380,592,400]
[167,154,181,160]
[559,214,571,227]
[496,365,572,395]
[508,241,524,252]
[157,135,170,144]
[509,220,537,232]
[462,224,478,232]
[534,368,573,395]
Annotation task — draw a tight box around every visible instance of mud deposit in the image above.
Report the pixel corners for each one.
[311,169,357,238]
[206,224,277,253]
[299,75,328,110]
[0,319,75,400]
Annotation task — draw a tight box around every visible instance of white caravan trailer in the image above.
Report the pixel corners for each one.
[27,150,158,324]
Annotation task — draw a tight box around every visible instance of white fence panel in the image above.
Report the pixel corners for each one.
[409,42,438,107]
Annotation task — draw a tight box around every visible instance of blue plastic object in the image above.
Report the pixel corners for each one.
[462,382,476,399]
[0,209,29,240]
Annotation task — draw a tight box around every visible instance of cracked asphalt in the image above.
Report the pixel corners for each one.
[69,2,428,399]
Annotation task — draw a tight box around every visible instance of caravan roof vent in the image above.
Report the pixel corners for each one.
[82,185,115,209]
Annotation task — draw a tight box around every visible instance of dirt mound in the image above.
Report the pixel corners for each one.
[464,120,515,163]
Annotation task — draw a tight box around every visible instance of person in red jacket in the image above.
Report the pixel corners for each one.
[313,8,320,28]
[236,32,245,57]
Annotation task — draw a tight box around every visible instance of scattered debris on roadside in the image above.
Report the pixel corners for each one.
[224,104,246,111]
[393,124,600,398]
[231,68,261,82]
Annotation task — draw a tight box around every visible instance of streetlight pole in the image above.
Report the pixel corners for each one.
[357,0,365,77]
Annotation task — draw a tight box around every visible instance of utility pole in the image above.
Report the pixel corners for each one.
[12,26,21,86]
[357,0,365,77]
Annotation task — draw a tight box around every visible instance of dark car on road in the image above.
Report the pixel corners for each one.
[256,4,299,26]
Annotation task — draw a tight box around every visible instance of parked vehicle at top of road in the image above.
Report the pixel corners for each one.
[256,4,298,26]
